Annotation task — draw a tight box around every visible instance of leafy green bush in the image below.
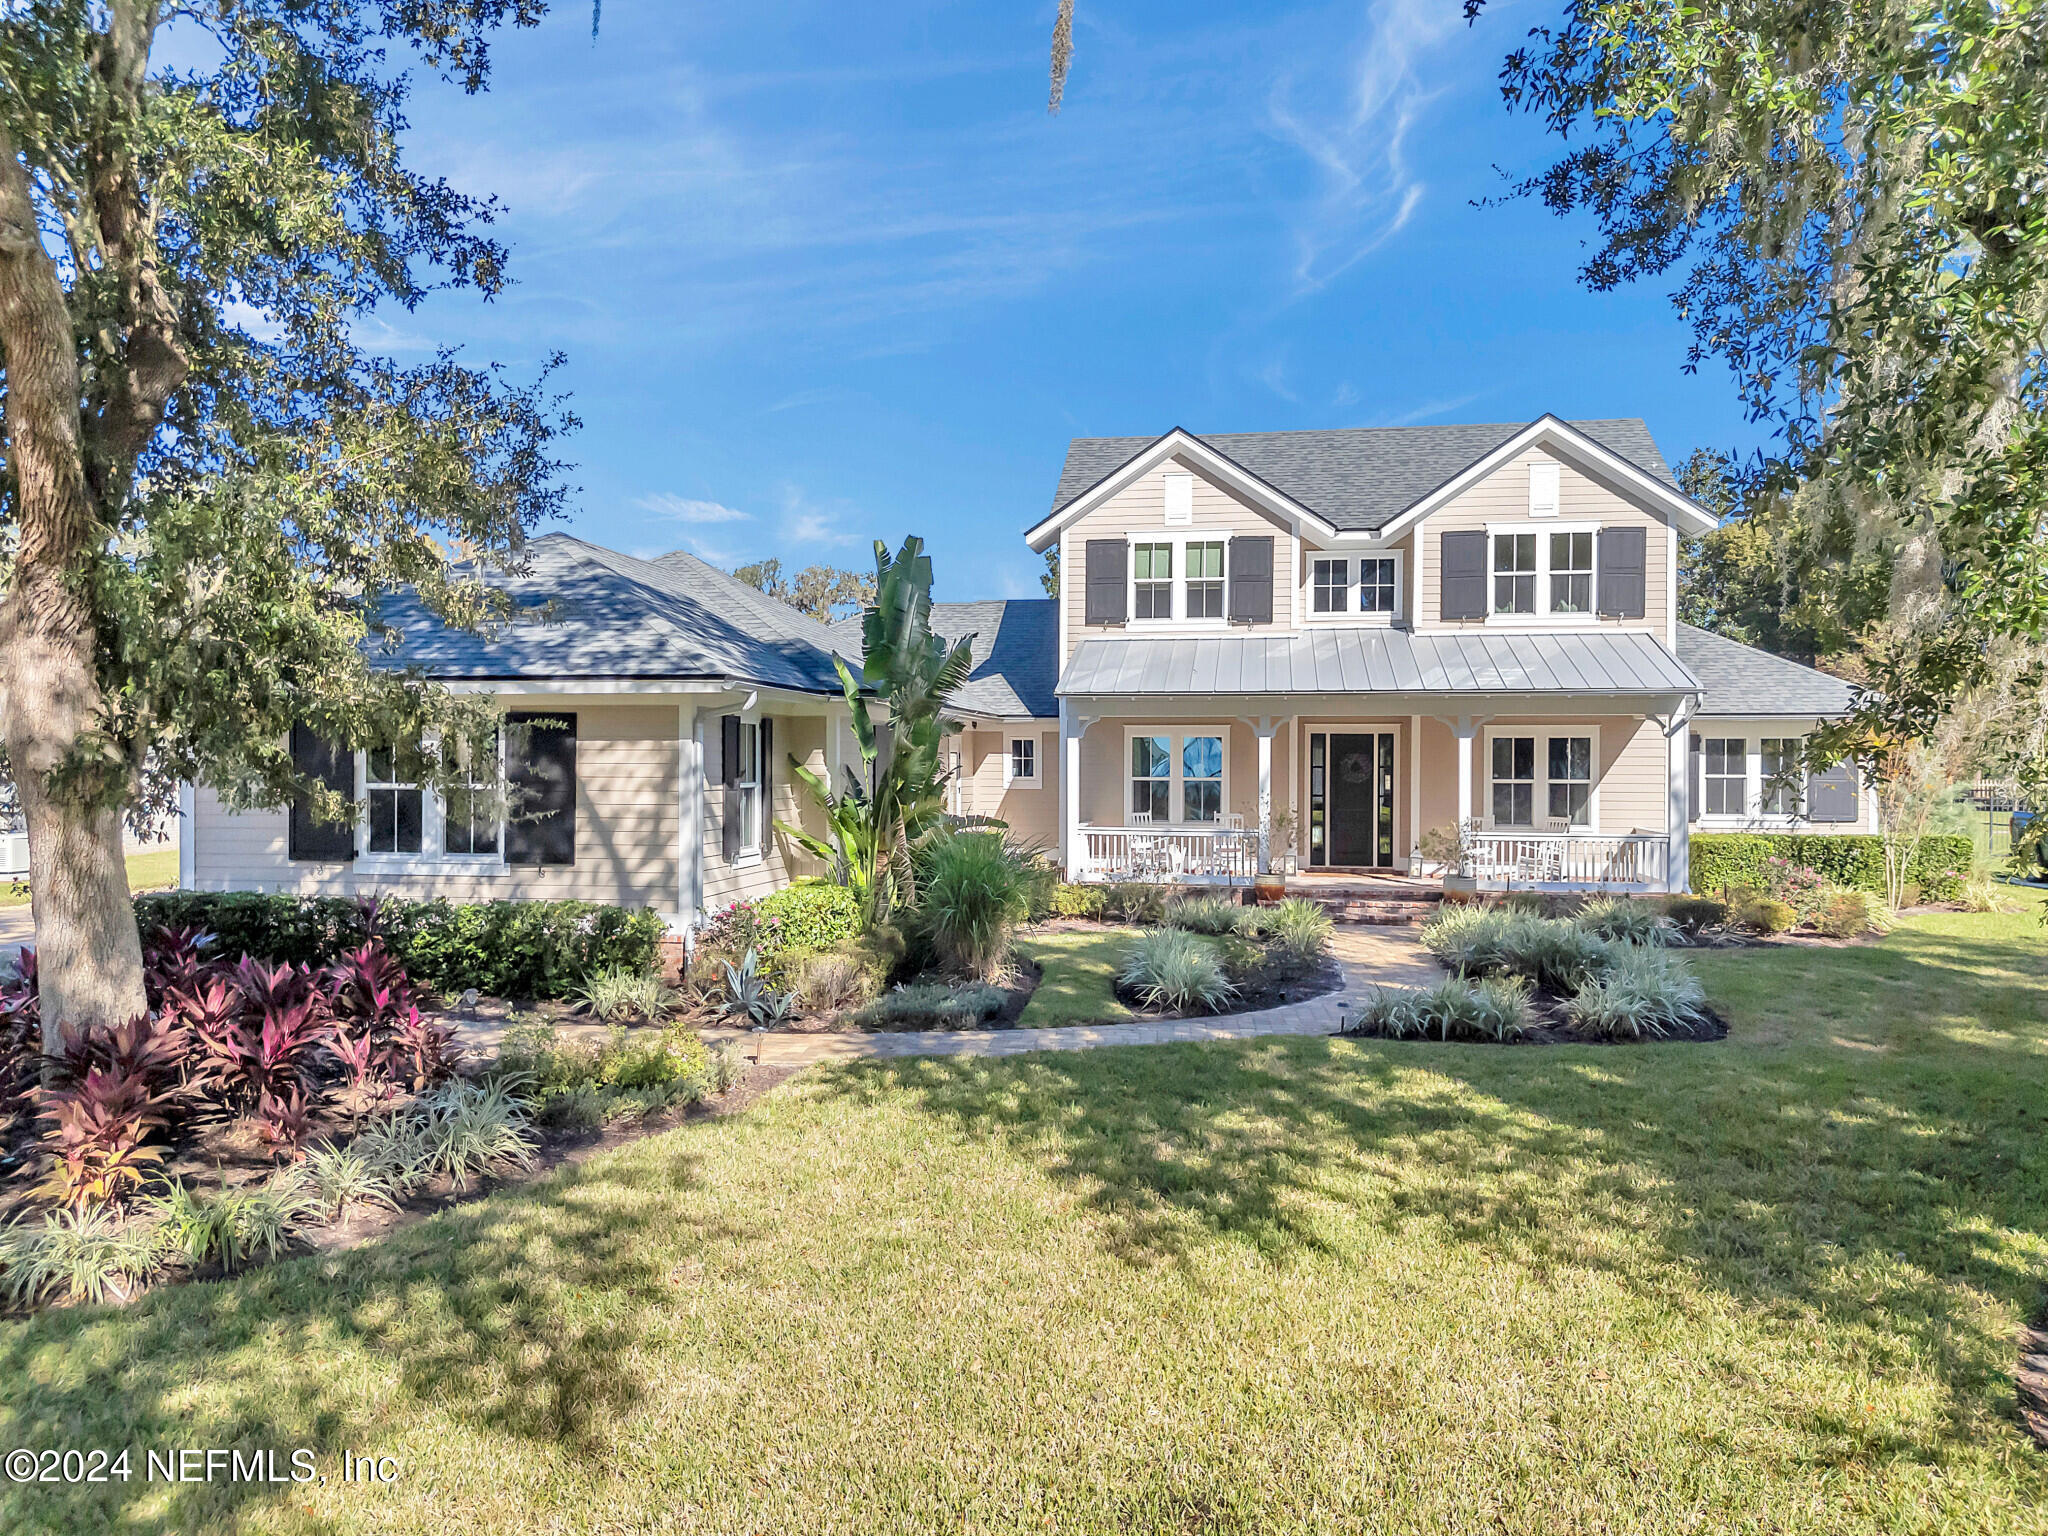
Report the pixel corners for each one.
[917,832,1033,980]
[1163,894,1245,936]
[494,1023,713,1124]
[1728,891,1797,934]
[1689,833,1970,902]
[1102,883,1168,925]
[1348,976,1533,1043]
[1566,948,1708,1039]
[1815,888,1890,938]
[1019,857,1060,922]
[132,891,665,999]
[1050,882,1108,919]
[1573,896,1677,947]
[1263,897,1334,960]
[1117,928,1234,1014]
[853,982,1007,1031]
[1659,896,1729,936]
[750,882,862,956]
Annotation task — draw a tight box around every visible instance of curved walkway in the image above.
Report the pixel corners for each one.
[729,927,1439,1068]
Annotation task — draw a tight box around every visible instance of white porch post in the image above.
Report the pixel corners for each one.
[1664,705,1692,894]
[1453,716,1479,832]
[1060,701,1087,880]
[1249,716,1284,874]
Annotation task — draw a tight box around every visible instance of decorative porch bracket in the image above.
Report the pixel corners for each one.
[1235,715,1290,874]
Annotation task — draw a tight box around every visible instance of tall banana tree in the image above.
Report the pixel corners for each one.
[776,536,975,923]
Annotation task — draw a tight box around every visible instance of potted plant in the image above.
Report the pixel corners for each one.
[1418,819,1482,897]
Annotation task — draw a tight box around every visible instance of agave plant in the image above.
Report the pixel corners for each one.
[778,536,974,923]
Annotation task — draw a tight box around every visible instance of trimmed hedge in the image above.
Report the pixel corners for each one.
[1689,833,1971,902]
[132,891,665,1000]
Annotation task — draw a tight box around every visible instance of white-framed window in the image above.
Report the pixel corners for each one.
[1492,533,1537,614]
[1490,736,1535,827]
[363,745,423,855]
[1312,558,1349,613]
[1486,728,1600,831]
[1133,542,1174,620]
[1703,738,1746,816]
[1547,735,1593,825]
[735,718,763,857]
[1127,728,1230,825]
[1005,735,1040,790]
[1185,541,1225,619]
[1760,737,1802,816]
[442,729,503,856]
[1130,735,1171,819]
[1181,735,1223,822]
[1548,530,1594,614]
[1359,557,1397,614]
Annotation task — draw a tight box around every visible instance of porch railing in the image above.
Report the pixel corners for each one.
[1078,825,1260,885]
[1469,833,1669,890]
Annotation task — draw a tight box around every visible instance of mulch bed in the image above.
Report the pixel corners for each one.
[1115,951,1345,1023]
[1343,961,1729,1048]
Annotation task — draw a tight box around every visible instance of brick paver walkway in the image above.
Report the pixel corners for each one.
[723,925,1440,1068]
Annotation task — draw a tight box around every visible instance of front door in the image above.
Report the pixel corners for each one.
[1312,731,1396,868]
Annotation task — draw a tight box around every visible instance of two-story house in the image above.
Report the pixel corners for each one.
[180,414,1866,917]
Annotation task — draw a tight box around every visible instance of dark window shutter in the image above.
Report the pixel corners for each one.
[1083,540,1127,625]
[1688,733,1701,825]
[287,725,355,862]
[1439,531,1487,620]
[1227,536,1274,623]
[1597,526,1647,618]
[506,712,576,866]
[720,714,742,860]
[1806,761,1859,823]
[760,718,774,845]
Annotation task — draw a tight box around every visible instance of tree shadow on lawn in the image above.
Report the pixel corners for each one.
[0,1141,752,1535]
[845,917,2048,1447]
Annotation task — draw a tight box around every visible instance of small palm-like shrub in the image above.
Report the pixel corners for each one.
[33,1063,175,1211]
[0,1205,163,1306]
[917,833,1033,980]
[574,966,678,1022]
[411,1080,538,1190]
[1573,897,1678,947]
[1349,976,1533,1042]
[1263,898,1334,960]
[1118,928,1234,1014]
[1164,895,1245,936]
[1566,947,1708,1040]
[853,982,1007,1031]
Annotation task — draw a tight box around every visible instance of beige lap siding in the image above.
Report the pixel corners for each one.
[956,727,1058,848]
[1058,454,1300,664]
[1413,449,1672,636]
[189,703,680,908]
[700,713,828,913]
[1076,719,1292,831]
[1413,714,1668,839]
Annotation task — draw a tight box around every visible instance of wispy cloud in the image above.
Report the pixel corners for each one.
[634,493,751,524]
[1267,0,1462,291]
[1357,390,1490,428]
[778,484,861,547]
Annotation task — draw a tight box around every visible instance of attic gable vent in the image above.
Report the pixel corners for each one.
[1529,461,1560,518]
[1163,471,1193,526]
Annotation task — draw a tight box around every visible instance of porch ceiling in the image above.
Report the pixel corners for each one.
[1057,628,1701,701]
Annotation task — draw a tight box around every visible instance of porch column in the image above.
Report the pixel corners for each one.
[1664,705,1692,894]
[1452,716,1480,832]
[1249,716,1285,874]
[1060,702,1089,880]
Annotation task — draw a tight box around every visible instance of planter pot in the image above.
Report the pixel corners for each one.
[1441,872,1480,899]
[1252,873,1287,905]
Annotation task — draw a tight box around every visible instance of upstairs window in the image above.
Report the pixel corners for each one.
[1185,541,1225,618]
[1360,557,1397,613]
[1548,531,1594,614]
[364,745,423,855]
[1492,533,1537,614]
[1133,543,1173,620]
[1312,558,1349,613]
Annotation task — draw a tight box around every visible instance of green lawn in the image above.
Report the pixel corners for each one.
[5,899,2048,1533]
[1013,926,1137,1027]
[0,847,179,908]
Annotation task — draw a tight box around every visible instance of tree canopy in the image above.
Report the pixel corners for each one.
[730,558,875,623]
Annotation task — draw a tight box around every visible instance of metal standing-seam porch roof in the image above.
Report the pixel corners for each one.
[1057,628,1702,699]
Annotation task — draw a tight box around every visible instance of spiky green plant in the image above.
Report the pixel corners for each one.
[0,1205,164,1307]
[1118,928,1235,1014]
[1566,948,1708,1040]
[1263,898,1334,959]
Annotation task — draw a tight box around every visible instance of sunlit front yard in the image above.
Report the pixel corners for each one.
[2,896,2044,1534]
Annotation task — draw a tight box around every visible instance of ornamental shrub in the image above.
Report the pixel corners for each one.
[1689,833,1970,902]
[133,892,663,1000]
[751,882,862,955]
[1049,882,1108,919]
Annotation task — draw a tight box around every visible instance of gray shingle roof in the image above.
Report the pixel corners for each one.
[827,599,1059,718]
[1676,624,1856,717]
[376,533,846,692]
[1050,419,1679,533]
[1058,628,1701,698]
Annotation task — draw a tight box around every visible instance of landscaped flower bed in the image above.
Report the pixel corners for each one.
[1346,899,1726,1045]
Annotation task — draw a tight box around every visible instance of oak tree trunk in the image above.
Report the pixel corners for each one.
[0,125,149,1052]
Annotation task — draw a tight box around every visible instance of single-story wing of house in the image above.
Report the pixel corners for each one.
[182,415,1868,921]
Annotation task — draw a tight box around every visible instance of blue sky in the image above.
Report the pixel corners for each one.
[385,0,1759,602]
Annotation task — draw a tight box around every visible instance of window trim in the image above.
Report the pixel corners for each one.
[355,731,510,874]
[1004,734,1042,790]
[1480,521,1606,626]
[1302,548,1404,627]
[1694,729,1821,828]
[1123,726,1232,826]
[1312,556,1350,614]
[733,712,765,865]
[1482,726,1602,833]
[1701,736,1748,818]
[1183,538,1226,621]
